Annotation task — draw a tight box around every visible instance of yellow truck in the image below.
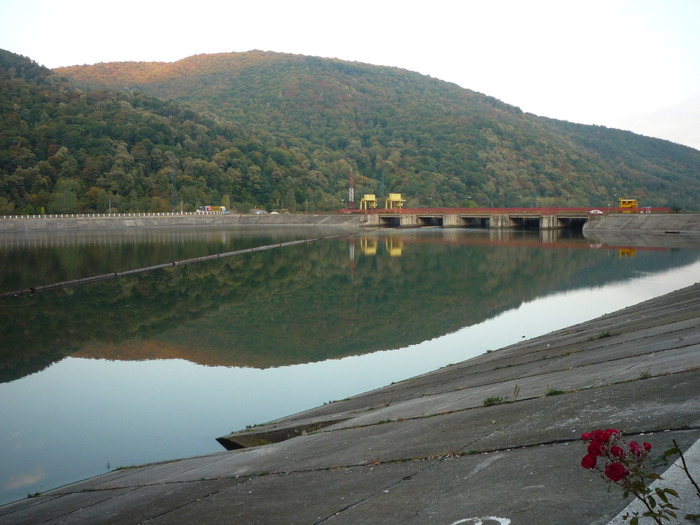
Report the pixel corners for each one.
[618,199,638,213]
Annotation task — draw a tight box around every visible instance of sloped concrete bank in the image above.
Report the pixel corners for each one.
[2,282,699,524]
[584,212,700,234]
[0,213,367,232]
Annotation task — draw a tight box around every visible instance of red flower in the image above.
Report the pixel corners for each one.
[610,446,625,458]
[588,440,604,457]
[581,454,598,469]
[592,429,608,442]
[582,432,593,441]
[629,441,642,455]
[589,428,618,443]
[643,442,652,452]
[605,462,628,481]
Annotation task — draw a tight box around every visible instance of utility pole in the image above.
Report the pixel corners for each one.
[167,152,178,213]
[348,169,355,209]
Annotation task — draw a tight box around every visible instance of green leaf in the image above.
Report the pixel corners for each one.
[630,517,638,525]
[648,495,656,509]
[664,488,679,498]
[655,487,668,503]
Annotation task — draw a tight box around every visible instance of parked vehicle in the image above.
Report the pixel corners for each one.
[197,206,230,214]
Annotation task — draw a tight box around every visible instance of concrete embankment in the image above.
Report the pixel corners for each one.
[2,211,699,234]
[0,213,367,232]
[2,282,699,524]
[583,213,700,249]
[584,212,700,234]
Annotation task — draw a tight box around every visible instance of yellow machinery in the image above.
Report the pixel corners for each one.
[385,193,405,209]
[360,194,377,210]
[386,237,403,257]
[360,237,377,255]
[618,198,638,213]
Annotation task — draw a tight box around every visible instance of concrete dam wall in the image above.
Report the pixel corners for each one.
[583,213,700,234]
[0,213,368,233]
[2,212,699,234]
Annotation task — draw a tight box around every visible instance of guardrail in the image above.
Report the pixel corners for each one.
[0,211,230,219]
[338,207,671,215]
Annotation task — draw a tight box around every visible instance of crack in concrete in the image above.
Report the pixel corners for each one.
[313,460,438,523]
[309,369,697,438]
[140,489,223,523]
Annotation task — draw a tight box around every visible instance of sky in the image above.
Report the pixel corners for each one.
[2,0,699,149]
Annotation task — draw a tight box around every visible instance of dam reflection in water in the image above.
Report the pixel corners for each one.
[1,226,699,505]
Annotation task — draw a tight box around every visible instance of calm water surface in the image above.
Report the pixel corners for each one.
[1,226,699,505]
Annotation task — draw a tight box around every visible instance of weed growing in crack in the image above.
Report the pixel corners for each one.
[483,396,510,406]
[545,386,565,396]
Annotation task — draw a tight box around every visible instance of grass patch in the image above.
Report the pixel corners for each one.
[545,387,565,396]
[483,396,510,406]
[494,364,513,370]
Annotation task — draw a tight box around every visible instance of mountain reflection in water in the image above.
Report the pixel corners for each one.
[1,227,699,383]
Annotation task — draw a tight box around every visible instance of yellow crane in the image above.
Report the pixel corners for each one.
[385,193,405,209]
[360,194,377,210]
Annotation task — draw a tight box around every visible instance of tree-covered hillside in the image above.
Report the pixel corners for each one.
[0,50,341,214]
[2,49,698,214]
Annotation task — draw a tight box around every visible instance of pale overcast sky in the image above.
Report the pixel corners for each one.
[2,0,699,149]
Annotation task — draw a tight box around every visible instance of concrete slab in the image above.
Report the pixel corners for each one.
[316,443,626,525]
[0,481,225,525]
[0,488,136,524]
[144,462,429,525]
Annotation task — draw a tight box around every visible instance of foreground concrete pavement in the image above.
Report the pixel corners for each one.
[2,283,699,524]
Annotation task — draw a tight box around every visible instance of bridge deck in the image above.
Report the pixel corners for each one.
[345,207,671,229]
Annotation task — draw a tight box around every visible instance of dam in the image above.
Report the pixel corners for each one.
[0,207,693,233]
[356,206,674,229]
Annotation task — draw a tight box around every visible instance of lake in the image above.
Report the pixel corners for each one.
[1,225,699,505]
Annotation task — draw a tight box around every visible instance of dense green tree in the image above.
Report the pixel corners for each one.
[284,188,297,211]
[48,179,81,213]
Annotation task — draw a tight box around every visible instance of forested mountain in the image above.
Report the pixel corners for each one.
[0,50,320,214]
[2,49,699,214]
